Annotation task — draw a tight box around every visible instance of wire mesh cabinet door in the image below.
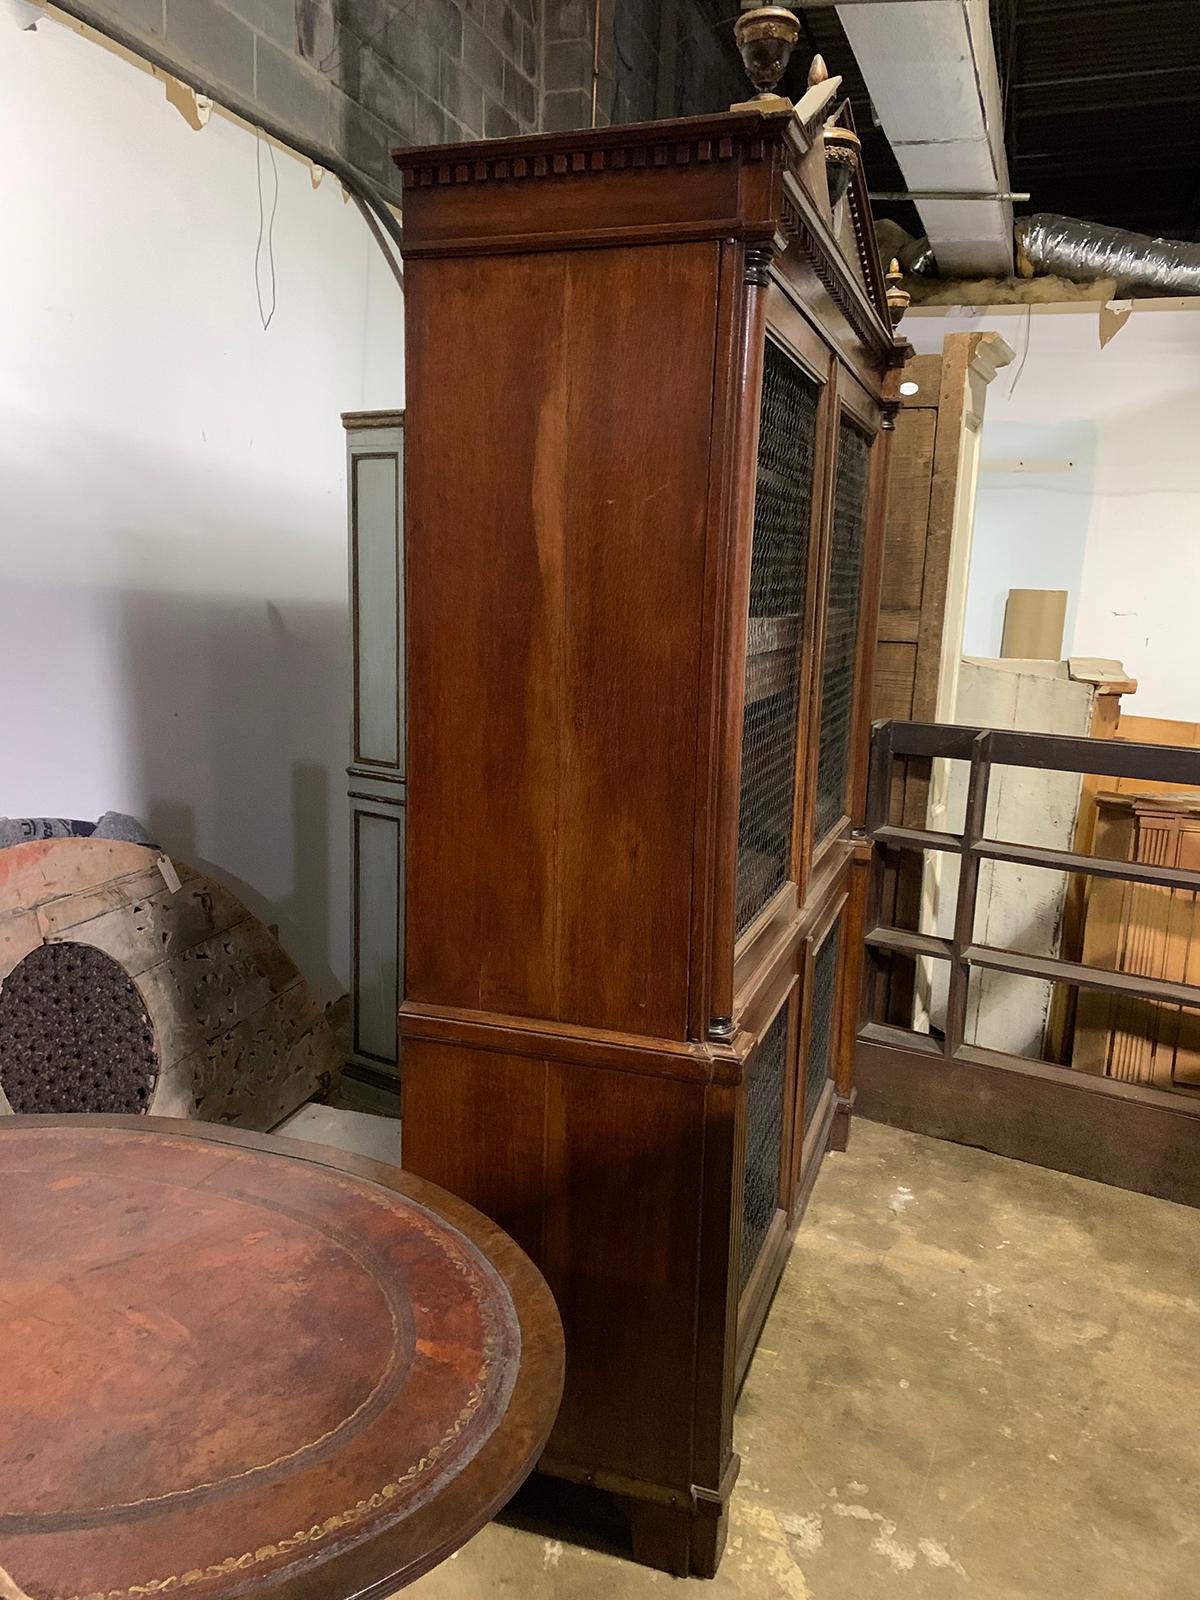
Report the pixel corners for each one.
[731,333,826,1355]
[734,340,821,941]
[730,325,889,1357]
[813,416,875,852]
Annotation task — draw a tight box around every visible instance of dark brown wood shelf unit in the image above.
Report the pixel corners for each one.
[394,103,905,1577]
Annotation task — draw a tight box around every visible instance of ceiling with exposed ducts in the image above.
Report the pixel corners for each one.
[1001,0,1200,239]
[780,0,1200,272]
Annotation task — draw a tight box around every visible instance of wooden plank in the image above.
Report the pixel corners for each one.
[887,721,1200,782]
[183,980,336,1128]
[909,339,973,726]
[0,839,165,914]
[895,353,943,406]
[1048,682,1129,1063]
[870,337,1010,1038]
[876,408,937,623]
[943,733,991,1055]
[977,836,1200,894]
[872,640,917,722]
[876,823,963,854]
[966,941,1200,1011]
[1072,800,1200,1089]
[871,404,936,721]
[858,1019,942,1055]
[865,924,954,960]
[0,910,41,985]
[878,611,920,643]
[1070,803,1131,1075]
[1104,714,1200,802]
[37,878,248,977]
[855,1034,1200,1209]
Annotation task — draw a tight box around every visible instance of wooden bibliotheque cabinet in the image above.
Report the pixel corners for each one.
[394,104,904,1576]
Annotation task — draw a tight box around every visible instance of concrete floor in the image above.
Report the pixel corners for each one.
[276,1101,400,1165]
[314,1106,1200,1598]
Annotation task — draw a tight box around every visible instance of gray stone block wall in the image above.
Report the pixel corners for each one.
[675,5,745,118]
[541,0,742,135]
[74,0,740,200]
[77,0,541,198]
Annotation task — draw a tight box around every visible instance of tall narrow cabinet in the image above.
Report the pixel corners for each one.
[395,107,904,1576]
[343,410,405,1085]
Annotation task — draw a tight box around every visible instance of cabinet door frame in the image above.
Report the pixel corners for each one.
[734,972,801,1378]
[728,290,835,987]
[806,384,886,881]
[344,414,405,1083]
[788,880,849,1215]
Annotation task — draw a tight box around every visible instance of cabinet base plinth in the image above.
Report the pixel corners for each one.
[830,1090,856,1152]
[624,1493,729,1579]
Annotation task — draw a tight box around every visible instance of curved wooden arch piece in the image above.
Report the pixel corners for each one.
[0,840,341,1125]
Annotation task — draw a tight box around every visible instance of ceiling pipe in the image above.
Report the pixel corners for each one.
[872,189,1030,202]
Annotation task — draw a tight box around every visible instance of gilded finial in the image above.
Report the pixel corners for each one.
[733,5,801,101]
[885,258,911,327]
[808,54,829,86]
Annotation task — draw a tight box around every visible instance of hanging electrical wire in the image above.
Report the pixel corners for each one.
[254,130,279,331]
[45,0,405,294]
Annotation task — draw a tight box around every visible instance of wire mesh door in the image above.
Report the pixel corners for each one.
[813,417,872,846]
[735,340,819,937]
[739,992,795,1293]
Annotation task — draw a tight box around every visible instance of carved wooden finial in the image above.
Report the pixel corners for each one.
[808,54,829,86]
[885,258,911,327]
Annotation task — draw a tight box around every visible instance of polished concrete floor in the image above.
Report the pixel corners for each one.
[315,1106,1199,1599]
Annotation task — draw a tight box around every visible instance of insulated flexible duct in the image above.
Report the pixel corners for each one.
[1016,214,1200,295]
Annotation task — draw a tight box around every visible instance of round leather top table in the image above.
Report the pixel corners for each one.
[0,1116,563,1600]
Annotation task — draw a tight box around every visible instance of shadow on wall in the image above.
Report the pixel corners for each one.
[1,413,353,1005]
[117,584,348,1005]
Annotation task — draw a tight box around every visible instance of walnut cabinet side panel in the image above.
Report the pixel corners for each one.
[404,243,725,1042]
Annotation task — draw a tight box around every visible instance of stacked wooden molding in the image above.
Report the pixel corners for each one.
[0,839,340,1125]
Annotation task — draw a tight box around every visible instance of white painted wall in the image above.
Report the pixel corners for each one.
[0,15,405,999]
[906,303,1200,721]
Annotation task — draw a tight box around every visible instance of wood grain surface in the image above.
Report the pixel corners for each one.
[394,109,902,1576]
[404,242,720,1040]
[0,1117,562,1600]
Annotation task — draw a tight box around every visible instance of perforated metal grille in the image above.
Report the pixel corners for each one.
[740,1000,791,1292]
[0,942,158,1114]
[736,343,819,936]
[805,925,841,1129]
[814,420,872,843]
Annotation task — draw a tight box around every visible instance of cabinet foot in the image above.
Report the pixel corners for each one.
[624,1495,728,1579]
[830,1092,855,1152]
